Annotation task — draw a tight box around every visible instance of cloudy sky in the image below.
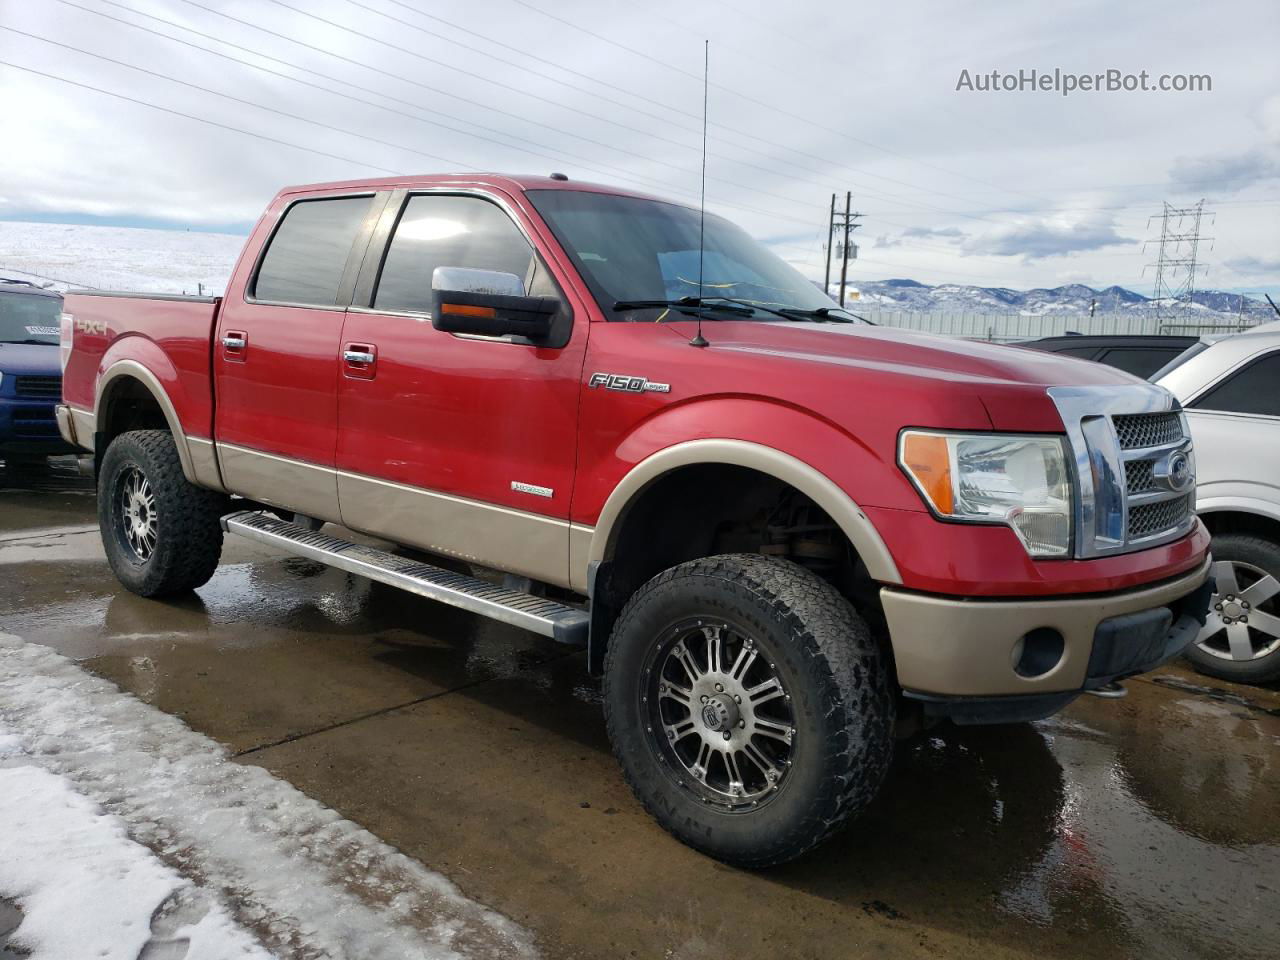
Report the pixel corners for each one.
[1,0,1277,295]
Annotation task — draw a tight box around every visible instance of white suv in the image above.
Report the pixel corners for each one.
[1156,320,1280,684]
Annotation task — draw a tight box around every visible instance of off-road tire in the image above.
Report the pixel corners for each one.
[1183,533,1280,684]
[98,430,228,597]
[603,554,895,867]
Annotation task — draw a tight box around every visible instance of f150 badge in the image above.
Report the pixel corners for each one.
[588,372,671,394]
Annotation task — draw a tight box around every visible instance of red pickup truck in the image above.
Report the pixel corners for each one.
[58,174,1212,866]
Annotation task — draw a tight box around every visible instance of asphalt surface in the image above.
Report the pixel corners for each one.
[2,456,1277,960]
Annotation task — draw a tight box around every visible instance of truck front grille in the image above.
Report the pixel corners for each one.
[13,375,62,399]
[1049,387,1197,558]
[1124,458,1156,493]
[1129,494,1193,540]
[1113,412,1182,449]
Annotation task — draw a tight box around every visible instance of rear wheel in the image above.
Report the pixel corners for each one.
[604,554,895,867]
[1184,534,1280,685]
[99,430,229,597]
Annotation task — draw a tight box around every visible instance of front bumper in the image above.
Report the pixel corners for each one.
[0,397,75,455]
[882,555,1212,722]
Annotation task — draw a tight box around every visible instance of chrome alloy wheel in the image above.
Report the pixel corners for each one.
[644,619,795,809]
[118,466,158,561]
[1195,559,1280,662]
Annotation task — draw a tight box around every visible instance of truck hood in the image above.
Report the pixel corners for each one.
[0,341,61,377]
[706,320,1155,432]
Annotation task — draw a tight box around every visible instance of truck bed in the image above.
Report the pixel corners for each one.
[61,290,221,440]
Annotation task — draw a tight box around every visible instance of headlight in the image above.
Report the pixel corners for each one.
[899,430,1073,557]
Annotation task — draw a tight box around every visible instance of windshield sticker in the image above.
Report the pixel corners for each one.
[26,325,59,336]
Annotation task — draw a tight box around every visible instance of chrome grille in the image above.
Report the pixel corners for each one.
[1049,385,1197,558]
[1113,412,1182,449]
[1124,459,1156,493]
[1129,495,1192,539]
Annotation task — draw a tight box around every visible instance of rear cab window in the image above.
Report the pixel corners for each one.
[252,195,375,306]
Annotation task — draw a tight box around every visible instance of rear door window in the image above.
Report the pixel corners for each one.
[1096,347,1186,379]
[1191,352,1280,416]
[253,196,374,306]
[373,195,534,313]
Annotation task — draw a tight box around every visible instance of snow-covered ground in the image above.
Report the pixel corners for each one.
[0,221,243,296]
[0,634,537,960]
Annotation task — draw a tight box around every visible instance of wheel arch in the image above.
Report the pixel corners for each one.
[94,360,198,484]
[587,440,899,580]
[580,439,901,674]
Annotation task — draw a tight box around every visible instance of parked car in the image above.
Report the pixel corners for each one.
[57,174,1212,866]
[0,279,75,465]
[1022,333,1201,379]
[1154,321,1280,684]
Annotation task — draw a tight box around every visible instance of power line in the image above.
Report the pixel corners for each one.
[258,0,1001,222]
[1144,200,1214,326]
[0,59,402,175]
[1,28,476,170]
[502,0,1055,208]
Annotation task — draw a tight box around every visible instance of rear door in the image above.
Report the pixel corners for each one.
[1186,349,1280,505]
[334,189,588,586]
[214,191,386,521]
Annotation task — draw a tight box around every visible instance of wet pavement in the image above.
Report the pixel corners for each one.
[1,456,1278,960]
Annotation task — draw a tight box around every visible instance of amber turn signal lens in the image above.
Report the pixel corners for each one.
[901,432,954,515]
[442,303,496,317]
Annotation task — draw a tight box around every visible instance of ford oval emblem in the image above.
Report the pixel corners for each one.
[1168,453,1191,490]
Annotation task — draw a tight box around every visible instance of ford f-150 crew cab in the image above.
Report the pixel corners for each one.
[57,174,1213,866]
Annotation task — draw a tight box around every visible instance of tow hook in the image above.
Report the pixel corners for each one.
[1085,681,1128,699]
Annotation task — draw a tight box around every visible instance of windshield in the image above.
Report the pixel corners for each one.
[0,290,61,344]
[526,190,854,321]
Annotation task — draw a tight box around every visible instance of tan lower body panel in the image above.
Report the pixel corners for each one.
[336,472,575,589]
[216,443,342,524]
[881,556,1211,697]
[186,437,226,493]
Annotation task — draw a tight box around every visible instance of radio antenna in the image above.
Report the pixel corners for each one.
[689,39,710,348]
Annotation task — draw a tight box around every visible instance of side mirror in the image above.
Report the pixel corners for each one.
[430,267,558,341]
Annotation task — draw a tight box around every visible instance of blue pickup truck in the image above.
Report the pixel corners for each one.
[0,279,74,465]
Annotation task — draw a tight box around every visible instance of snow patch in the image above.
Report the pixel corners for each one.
[0,634,537,959]
[0,761,271,960]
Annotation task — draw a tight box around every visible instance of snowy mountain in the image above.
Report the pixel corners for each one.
[0,219,1271,323]
[843,278,1272,320]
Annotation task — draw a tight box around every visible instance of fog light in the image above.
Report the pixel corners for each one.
[1012,628,1065,678]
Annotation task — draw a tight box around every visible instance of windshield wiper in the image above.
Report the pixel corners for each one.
[612,297,755,317]
[0,338,58,345]
[774,306,870,325]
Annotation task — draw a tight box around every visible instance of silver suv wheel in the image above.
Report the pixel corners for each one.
[1194,559,1280,663]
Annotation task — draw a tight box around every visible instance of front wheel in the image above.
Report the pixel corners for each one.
[1184,534,1280,685]
[98,430,229,597]
[603,554,895,867]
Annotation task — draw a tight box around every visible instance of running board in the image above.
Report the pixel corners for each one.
[221,510,588,645]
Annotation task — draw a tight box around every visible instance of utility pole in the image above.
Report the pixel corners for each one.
[823,193,836,296]
[1143,199,1214,329]
[824,191,862,306]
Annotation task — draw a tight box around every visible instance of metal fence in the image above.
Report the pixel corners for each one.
[858,311,1263,342]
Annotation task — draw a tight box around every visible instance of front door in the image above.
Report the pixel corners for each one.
[214,192,384,521]
[336,190,588,586]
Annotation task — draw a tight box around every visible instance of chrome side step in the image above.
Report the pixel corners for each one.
[221,510,588,645]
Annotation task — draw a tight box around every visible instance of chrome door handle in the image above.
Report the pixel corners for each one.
[343,350,375,364]
[221,335,246,349]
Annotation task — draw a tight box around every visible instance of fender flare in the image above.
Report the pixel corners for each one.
[93,360,199,484]
[581,438,902,588]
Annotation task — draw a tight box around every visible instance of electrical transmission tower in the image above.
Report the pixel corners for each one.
[824,192,863,307]
[1143,200,1214,329]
